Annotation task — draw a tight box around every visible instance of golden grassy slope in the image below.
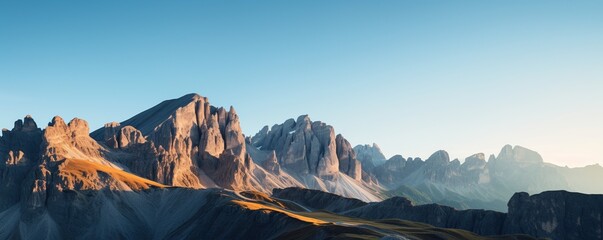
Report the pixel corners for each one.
[59,158,166,191]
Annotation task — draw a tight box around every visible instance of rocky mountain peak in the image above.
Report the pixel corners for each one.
[68,118,90,136]
[49,116,67,128]
[24,115,36,127]
[295,115,311,129]
[462,153,487,170]
[426,150,450,165]
[88,93,285,192]
[45,117,90,138]
[354,143,387,169]
[250,115,342,178]
[496,145,543,163]
[468,153,486,161]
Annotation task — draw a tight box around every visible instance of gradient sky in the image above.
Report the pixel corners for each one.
[1,1,602,167]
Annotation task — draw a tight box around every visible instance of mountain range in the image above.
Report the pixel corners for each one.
[1,93,601,240]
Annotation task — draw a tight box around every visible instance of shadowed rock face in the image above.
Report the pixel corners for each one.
[335,134,362,181]
[504,191,603,240]
[0,116,43,211]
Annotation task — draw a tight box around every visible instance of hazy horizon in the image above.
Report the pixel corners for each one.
[1,1,601,167]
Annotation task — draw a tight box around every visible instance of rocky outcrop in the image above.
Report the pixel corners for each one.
[335,134,361,181]
[504,191,603,240]
[0,116,42,211]
[99,122,146,149]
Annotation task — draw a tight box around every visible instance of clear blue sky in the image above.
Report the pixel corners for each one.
[1,1,602,167]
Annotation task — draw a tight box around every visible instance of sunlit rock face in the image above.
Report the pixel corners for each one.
[91,93,301,193]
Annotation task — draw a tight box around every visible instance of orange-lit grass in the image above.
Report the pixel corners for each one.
[60,158,166,190]
[232,200,327,225]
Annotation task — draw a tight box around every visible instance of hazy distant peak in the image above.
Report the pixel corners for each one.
[426,150,450,164]
[466,153,486,161]
[353,143,387,167]
[496,144,543,163]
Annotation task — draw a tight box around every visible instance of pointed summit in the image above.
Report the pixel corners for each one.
[426,150,450,165]
[92,93,209,138]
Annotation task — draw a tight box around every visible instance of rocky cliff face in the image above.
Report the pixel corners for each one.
[504,191,603,240]
[335,134,362,181]
[0,116,42,211]
[250,115,340,178]
[250,115,364,180]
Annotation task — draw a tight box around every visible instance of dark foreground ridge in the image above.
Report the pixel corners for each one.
[274,187,603,240]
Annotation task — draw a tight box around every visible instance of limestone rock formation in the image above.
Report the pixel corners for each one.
[262,151,281,174]
[249,115,382,202]
[335,134,362,181]
[250,115,340,177]
[250,115,366,180]
[0,116,43,211]
[92,93,301,193]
